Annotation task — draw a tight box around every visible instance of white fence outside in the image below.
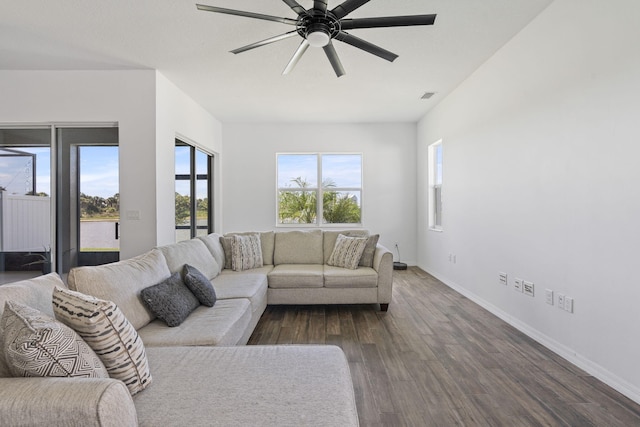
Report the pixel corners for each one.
[0,192,51,252]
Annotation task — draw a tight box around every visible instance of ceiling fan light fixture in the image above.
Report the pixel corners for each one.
[307,30,330,47]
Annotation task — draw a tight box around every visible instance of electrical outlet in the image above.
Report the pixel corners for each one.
[498,272,508,285]
[545,289,554,305]
[523,281,534,297]
[558,293,565,309]
[565,297,574,313]
[514,278,523,292]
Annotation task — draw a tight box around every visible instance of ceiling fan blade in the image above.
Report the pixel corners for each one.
[314,0,329,15]
[331,0,371,20]
[340,14,437,30]
[334,31,398,62]
[283,40,310,75]
[282,0,310,17]
[231,31,299,54]
[196,4,298,26]
[323,42,345,77]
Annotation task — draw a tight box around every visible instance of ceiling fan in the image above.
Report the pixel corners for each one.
[196,0,436,77]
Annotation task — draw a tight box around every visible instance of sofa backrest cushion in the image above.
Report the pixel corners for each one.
[274,230,323,265]
[0,273,67,378]
[198,233,226,269]
[323,230,369,264]
[67,249,171,330]
[159,239,220,280]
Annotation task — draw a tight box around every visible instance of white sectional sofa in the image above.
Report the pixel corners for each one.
[0,229,392,426]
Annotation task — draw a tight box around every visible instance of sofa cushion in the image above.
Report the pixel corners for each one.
[134,345,359,427]
[359,234,380,268]
[268,264,324,289]
[183,264,217,307]
[159,238,220,280]
[198,233,226,269]
[68,249,171,330]
[0,273,67,378]
[324,266,379,288]
[137,298,252,347]
[231,234,263,271]
[221,231,275,268]
[52,287,152,395]
[323,230,369,264]
[140,273,200,327]
[274,230,323,265]
[327,234,368,270]
[1,301,108,378]
[213,272,268,315]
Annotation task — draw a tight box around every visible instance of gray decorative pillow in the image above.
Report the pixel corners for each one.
[52,287,152,395]
[358,234,379,268]
[231,234,263,272]
[1,300,109,378]
[327,234,368,270]
[183,264,217,307]
[220,236,235,270]
[140,273,200,327]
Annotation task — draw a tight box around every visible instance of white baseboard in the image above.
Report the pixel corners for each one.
[423,267,640,406]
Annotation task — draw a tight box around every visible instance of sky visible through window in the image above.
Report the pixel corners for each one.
[278,154,361,188]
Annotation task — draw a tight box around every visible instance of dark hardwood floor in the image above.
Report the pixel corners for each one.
[248,267,640,426]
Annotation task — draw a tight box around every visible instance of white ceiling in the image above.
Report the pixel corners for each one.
[0,0,553,123]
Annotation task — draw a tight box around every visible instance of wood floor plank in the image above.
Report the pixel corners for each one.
[248,267,640,425]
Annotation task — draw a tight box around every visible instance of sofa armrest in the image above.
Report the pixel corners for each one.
[372,244,393,308]
[0,377,138,427]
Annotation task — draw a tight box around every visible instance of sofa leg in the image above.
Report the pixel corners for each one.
[380,303,389,312]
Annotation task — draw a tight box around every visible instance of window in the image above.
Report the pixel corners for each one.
[175,140,213,241]
[428,140,443,230]
[277,153,362,226]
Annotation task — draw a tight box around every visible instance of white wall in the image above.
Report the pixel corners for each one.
[222,123,417,264]
[155,72,223,245]
[417,0,640,402]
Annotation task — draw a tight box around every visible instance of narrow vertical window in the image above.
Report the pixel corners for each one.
[175,140,213,242]
[428,140,443,230]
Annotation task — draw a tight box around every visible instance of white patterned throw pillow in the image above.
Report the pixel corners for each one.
[327,234,368,270]
[231,234,263,271]
[1,300,108,378]
[52,287,152,395]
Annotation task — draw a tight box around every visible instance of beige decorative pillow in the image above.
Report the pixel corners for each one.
[327,234,368,270]
[1,300,108,378]
[231,234,263,271]
[52,287,152,395]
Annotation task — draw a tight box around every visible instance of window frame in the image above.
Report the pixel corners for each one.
[276,152,363,228]
[175,139,213,241]
[428,140,443,231]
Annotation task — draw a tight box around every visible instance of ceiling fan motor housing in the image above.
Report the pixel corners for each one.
[299,11,340,47]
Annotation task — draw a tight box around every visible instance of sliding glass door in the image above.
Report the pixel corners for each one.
[0,128,53,283]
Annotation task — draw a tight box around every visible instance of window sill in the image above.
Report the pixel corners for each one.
[429,227,443,233]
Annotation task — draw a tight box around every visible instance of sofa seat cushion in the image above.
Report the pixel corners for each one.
[137,298,252,347]
[323,266,379,288]
[268,264,324,289]
[212,272,268,314]
[134,345,359,427]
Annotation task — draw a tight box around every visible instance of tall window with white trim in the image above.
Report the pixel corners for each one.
[428,140,443,230]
